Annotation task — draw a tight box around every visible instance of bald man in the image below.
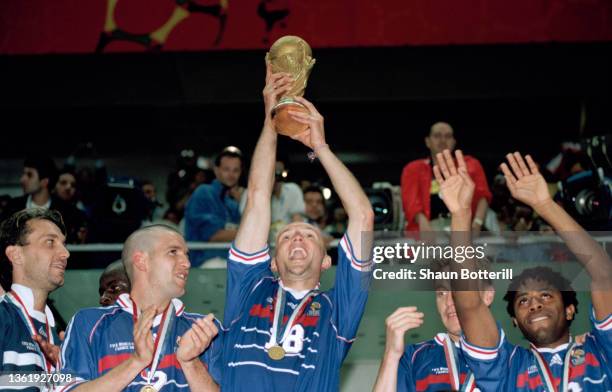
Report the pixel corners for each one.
[400,122,491,233]
[59,225,222,392]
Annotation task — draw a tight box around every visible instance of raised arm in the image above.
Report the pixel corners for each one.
[500,152,612,320]
[373,307,424,392]
[433,149,499,348]
[234,66,293,253]
[288,96,374,259]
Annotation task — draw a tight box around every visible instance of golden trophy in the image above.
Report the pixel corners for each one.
[265,35,316,137]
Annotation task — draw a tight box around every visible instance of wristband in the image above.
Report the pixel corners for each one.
[472,217,483,227]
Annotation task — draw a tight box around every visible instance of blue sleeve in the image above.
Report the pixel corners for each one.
[460,326,513,391]
[185,187,225,242]
[59,312,97,390]
[199,317,225,384]
[328,234,373,358]
[223,244,273,326]
[590,307,612,365]
[397,347,416,392]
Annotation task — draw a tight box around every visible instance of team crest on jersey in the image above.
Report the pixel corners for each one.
[307,302,321,317]
[570,348,585,366]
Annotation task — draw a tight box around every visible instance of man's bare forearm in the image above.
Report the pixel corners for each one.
[535,200,612,319]
[317,147,373,228]
[71,357,144,392]
[235,121,277,252]
[317,147,373,257]
[180,359,219,392]
[372,353,399,392]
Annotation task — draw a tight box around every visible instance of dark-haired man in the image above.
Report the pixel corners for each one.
[435,149,612,391]
[185,147,243,266]
[2,157,59,220]
[0,209,69,379]
[2,158,87,244]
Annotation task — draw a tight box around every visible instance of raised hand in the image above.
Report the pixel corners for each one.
[177,314,219,364]
[132,307,156,368]
[500,152,551,210]
[263,63,293,118]
[433,149,475,214]
[384,307,425,360]
[286,96,326,150]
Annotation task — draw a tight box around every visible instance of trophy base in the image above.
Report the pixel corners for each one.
[272,99,309,137]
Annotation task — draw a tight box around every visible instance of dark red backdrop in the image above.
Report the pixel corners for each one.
[1,0,611,54]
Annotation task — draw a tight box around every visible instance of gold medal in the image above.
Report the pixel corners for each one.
[268,345,286,360]
[140,385,157,392]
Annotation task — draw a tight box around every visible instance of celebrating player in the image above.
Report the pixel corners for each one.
[217,66,374,390]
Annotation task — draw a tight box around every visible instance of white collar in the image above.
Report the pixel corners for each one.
[10,284,55,327]
[115,293,185,326]
[434,332,460,348]
[279,280,320,300]
[26,195,51,210]
[533,337,573,354]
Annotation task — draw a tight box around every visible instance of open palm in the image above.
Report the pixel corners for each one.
[500,153,551,209]
[433,150,475,213]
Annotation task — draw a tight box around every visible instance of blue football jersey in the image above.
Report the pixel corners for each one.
[1,285,60,392]
[220,234,372,391]
[461,310,612,391]
[58,294,222,391]
[398,333,478,392]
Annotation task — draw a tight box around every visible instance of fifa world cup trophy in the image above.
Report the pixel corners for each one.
[265,35,316,137]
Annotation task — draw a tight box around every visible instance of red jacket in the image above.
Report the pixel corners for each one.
[401,155,492,231]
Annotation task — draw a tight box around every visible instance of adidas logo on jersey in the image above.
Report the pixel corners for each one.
[549,353,563,367]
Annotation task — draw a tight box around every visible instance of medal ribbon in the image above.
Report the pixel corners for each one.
[7,291,54,372]
[442,335,475,392]
[530,340,576,392]
[267,285,318,349]
[132,299,175,388]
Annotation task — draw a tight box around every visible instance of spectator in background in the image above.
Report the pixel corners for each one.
[54,170,77,204]
[53,168,88,243]
[98,260,131,306]
[2,157,87,244]
[240,158,305,245]
[185,146,243,267]
[141,180,165,223]
[401,122,491,234]
[166,150,213,222]
[303,185,335,245]
[303,186,326,228]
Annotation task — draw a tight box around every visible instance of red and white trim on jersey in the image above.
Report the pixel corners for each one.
[461,329,505,361]
[229,245,270,265]
[339,235,373,271]
[593,309,612,331]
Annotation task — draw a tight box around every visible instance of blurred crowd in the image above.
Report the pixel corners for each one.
[0,123,608,268]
